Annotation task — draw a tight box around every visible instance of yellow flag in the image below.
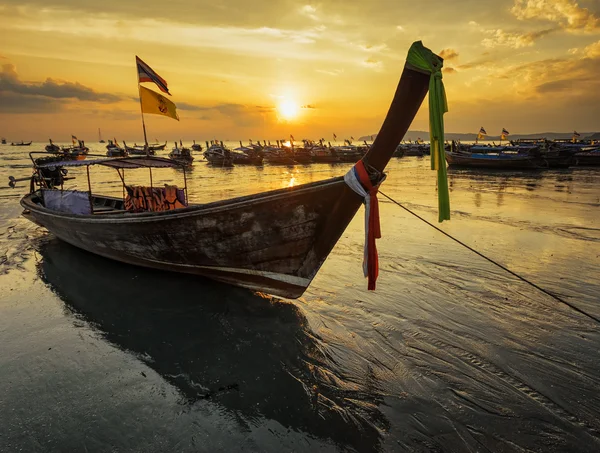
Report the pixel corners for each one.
[139,86,179,121]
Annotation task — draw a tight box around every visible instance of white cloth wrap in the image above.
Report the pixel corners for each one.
[344,167,370,277]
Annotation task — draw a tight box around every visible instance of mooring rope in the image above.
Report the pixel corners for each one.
[379,190,600,325]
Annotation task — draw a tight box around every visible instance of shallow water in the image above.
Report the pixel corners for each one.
[1,143,599,452]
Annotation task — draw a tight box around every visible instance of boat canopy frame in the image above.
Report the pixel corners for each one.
[28,152,189,214]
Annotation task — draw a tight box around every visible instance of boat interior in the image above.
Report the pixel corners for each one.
[30,191,129,215]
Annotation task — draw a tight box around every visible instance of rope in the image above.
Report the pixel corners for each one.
[379,190,600,325]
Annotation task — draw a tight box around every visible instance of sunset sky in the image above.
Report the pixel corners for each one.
[1,0,599,142]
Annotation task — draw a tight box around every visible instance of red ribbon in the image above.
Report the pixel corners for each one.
[354,160,381,290]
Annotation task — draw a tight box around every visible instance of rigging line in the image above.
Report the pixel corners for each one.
[378,190,600,325]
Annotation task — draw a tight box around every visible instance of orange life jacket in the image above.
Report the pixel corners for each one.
[164,185,187,210]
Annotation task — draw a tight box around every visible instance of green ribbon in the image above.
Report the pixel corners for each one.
[406,41,450,222]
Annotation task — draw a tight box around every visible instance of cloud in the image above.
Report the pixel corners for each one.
[396,25,405,32]
[0,91,60,113]
[443,67,457,74]
[1,6,364,64]
[301,105,316,109]
[362,57,383,70]
[299,4,319,21]
[0,61,124,113]
[316,68,344,76]
[359,43,387,52]
[535,78,589,93]
[175,102,275,125]
[584,39,600,57]
[457,59,494,71]
[488,47,600,102]
[439,48,459,61]
[511,0,600,32]
[481,28,555,48]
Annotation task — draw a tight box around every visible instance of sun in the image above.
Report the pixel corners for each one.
[278,99,299,120]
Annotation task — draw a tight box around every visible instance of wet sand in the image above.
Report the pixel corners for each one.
[0,144,599,452]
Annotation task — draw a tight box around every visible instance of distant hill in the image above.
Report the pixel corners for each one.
[359,131,599,142]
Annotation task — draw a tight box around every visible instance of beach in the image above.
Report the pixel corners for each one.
[1,143,599,452]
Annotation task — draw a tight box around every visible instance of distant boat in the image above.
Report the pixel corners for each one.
[11,141,32,146]
[445,150,544,169]
[61,138,89,160]
[574,148,600,166]
[169,141,194,166]
[203,141,234,167]
[125,141,166,154]
[191,140,202,151]
[1,138,6,144]
[45,139,61,153]
[106,140,127,157]
[98,128,105,143]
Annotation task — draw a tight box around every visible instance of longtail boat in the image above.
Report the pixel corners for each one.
[445,150,544,169]
[574,149,600,166]
[168,142,194,166]
[18,41,447,298]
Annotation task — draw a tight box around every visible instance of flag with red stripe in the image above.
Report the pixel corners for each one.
[136,56,170,95]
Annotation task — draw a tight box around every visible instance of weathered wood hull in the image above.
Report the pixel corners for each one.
[22,178,359,298]
[231,153,263,165]
[575,152,600,166]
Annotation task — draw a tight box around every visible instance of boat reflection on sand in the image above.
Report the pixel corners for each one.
[37,238,387,452]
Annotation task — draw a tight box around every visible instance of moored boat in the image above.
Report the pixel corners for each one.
[169,142,194,166]
[263,145,296,165]
[106,140,128,157]
[11,141,32,146]
[445,150,544,169]
[124,141,156,155]
[203,141,234,167]
[17,41,444,298]
[292,146,313,164]
[231,141,264,165]
[60,139,89,160]
[191,140,203,151]
[45,139,61,153]
[1,138,6,144]
[574,148,600,166]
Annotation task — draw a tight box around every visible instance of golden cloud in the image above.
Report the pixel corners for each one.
[511,0,600,32]
[481,28,555,48]
[439,48,459,61]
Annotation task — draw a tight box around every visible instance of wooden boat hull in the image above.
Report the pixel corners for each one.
[446,151,543,169]
[232,153,263,165]
[22,178,361,298]
[312,155,340,163]
[574,152,600,166]
[292,155,313,165]
[106,149,127,157]
[264,155,296,166]
[204,156,234,167]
